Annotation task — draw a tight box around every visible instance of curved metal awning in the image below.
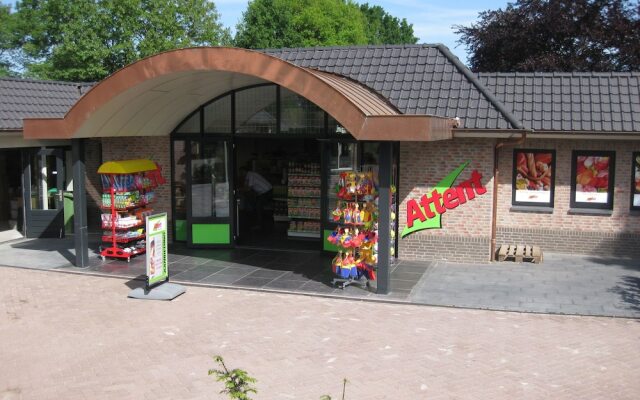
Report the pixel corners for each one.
[23,47,454,141]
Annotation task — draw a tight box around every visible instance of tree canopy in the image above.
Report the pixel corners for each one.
[455,0,640,72]
[0,4,17,77]
[11,0,232,81]
[359,3,418,45]
[234,0,418,49]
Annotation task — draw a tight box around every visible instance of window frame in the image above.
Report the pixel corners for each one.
[511,149,556,208]
[631,152,640,211]
[570,150,616,210]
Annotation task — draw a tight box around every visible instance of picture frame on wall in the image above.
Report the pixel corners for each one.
[512,149,556,207]
[632,152,640,211]
[570,150,616,210]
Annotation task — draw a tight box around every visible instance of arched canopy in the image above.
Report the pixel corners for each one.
[23,47,454,141]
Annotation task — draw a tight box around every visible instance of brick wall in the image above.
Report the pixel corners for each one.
[497,139,640,257]
[101,136,172,241]
[398,138,495,263]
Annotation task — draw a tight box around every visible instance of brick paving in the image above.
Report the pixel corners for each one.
[1,267,639,400]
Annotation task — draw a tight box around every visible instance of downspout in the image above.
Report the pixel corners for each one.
[490,130,529,261]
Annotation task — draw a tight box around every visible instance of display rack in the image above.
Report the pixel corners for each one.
[97,159,165,262]
[327,171,378,289]
[287,162,321,238]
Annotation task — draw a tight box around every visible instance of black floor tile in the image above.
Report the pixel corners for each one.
[245,269,288,279]
[214,265,258,277]
[263,279,308,291]
[199,273,242,285]
[233,276,275,288]
[172,269,216,282]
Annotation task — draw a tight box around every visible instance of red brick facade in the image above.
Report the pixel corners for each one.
[398,137,640,262]
[398,139,495,262]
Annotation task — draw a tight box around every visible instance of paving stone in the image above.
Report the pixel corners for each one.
[2,267,640,400]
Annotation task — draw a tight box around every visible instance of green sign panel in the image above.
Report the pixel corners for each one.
[146,213,168,287]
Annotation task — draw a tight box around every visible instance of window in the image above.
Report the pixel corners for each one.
[175,111,200,134]
[512,149,555,207]
[570,150,615,210]
[203,95,232,134]
[172,140,187,241]
[632,152,640,210]
[235,85,277,134]
[280,88,324,135]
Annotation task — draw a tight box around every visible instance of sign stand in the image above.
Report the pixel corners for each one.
[128,213,186,300]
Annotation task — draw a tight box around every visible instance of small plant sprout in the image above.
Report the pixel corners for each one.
[208,355,257,400]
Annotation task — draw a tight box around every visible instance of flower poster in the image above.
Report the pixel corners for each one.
[634,153,640,208]
[575,154,611,204]
[514,151,554,205]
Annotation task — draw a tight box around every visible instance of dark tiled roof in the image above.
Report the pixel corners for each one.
[478,72,640,133]
[0,77,94,130]
[263,45,522,130]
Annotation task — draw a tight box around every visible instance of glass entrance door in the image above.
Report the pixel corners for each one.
[186,140,234,247]
[23,147,66,238]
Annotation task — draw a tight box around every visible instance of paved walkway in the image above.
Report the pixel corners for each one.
[0,238,639,318]
[1,267,639,399]
[410,254,640,318]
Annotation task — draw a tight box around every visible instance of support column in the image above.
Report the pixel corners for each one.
[376,141,393,294]
[72,139,89,267]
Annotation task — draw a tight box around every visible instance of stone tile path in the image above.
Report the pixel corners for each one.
[1,238,639,318]
[409,253,640,318]
[1,267,639,399]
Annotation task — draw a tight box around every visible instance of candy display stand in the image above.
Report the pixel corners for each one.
[327,171,378,289]
[97,159,165,262]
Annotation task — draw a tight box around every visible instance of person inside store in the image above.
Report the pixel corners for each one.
[238,166,273,231]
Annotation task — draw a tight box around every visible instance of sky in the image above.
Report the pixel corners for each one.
[2,0,510,65]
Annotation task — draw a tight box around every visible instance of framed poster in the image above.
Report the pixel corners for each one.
[632,152,640,210]
[512,149,555,207]
[570,151,615,210]
[146,213,168,288]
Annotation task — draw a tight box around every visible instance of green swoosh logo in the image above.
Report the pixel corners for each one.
[401,161,469,238]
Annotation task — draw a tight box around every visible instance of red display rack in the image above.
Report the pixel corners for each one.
[97,159,165,262]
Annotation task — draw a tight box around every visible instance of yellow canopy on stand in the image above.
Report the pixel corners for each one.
[97,159,157,174]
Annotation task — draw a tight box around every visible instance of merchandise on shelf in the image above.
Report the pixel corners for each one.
[98,159,165,262]
[327,170,379,288]
[288,220,320,233]
[288,162,320,175]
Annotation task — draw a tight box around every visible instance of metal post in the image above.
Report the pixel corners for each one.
[377,142,392,294]
[72,139,89,267]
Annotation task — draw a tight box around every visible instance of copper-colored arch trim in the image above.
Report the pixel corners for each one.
[23,47,454,141]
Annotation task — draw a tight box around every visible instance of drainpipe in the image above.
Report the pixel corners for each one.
[490,130,529,261]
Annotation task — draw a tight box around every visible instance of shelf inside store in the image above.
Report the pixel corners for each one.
[287,231,320,238]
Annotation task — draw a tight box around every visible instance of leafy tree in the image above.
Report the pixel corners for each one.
[359,3,418,45]
[13,0,232,81]
[0,4,18,76]
[234,0,369,49]
[455,0,640,72]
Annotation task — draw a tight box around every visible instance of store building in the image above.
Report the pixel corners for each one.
[3,45,640,292]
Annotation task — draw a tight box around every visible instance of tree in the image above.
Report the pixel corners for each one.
[359,3,418,45]
[13,0,232,81]
[455,0,640,72]
[0,4,18,76]
[234,0,369,49]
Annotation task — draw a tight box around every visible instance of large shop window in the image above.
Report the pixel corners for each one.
[203,95,232,135]
[570,151,616,210]
[172,140,187,241]
[280,88,324,135]
[632,152,640,211]
[513,149,555,207]
[235,85,277,134]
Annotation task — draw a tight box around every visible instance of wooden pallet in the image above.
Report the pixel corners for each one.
[497,244,543,263]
